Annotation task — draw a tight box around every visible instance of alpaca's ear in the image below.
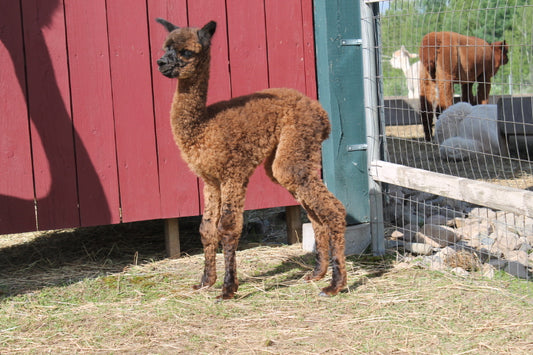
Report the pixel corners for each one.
[156,18,179,33]
[198,21,217,46]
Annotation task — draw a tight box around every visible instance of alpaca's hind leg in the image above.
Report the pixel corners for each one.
[193,182,221,290]
[217,180,248,299]
[303,216,329,282]
[271,139,347,296]
[419,69,437,141]
[298,183,347,296]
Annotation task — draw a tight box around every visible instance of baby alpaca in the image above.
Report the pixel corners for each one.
[155,19,347,299]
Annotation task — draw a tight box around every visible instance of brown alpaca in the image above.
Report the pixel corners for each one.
[155,19,347,299]
[419,31,509,141]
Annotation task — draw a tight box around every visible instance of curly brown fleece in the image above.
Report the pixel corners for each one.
[156,18,346,299]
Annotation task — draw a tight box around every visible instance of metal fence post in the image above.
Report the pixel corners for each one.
[361,1,385,255]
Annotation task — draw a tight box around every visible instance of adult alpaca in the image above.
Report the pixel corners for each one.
[155,19,347,299]
[419,31,509,141]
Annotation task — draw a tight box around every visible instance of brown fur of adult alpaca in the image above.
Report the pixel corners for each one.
[419,31,509,141]
[155,19,347,299]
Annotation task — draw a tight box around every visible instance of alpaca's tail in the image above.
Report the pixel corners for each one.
[313,101,331,142]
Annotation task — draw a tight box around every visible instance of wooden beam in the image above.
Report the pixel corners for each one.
[285,205,302,244]
[164,218,180,258]
[370,160,533,218]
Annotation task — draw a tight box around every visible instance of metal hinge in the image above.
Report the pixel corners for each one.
[341,38,362,46]
[347,144,367,152]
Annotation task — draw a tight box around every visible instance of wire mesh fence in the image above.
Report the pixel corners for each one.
[367,0,532,283]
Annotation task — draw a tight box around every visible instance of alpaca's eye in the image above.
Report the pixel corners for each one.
[180,50,195,59]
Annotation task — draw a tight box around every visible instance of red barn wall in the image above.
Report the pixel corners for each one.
[0,0,317,235]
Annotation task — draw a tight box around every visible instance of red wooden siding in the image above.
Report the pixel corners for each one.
[0,0,317,235]
[107,0,162,223]
[147,0,200,219]
[0,1,36,233]
[64,0,121,227]
[23,0,80,230]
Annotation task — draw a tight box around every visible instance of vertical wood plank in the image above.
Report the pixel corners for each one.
[22,0,80,230]
[106,0,161,222]
[147,0,201,219]
[164,218,180,258]
[64,0,121,226]
[226,0,269,97]
[187,0,231,104]
[265,0,307,91]
[0,0,36,233]
[301,0,318,99]
[286,205,302,244]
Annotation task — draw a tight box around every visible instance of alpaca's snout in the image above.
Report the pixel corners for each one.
[157,52,180,78]
[157,57,169,66]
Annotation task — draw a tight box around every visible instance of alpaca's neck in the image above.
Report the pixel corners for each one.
[400,59,412,75]
[170,60,210,147]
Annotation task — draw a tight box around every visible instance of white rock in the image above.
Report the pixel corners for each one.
[426,255,446,271]
[420,224,461,247]
[493,230,520,251]
[391,230,404,240]
[455,220,492,241]
[517,237,531,252]
[505,250,529,266]
[469,207,498,220]
[451,267,470,277]
[404,242,434,255]
[434,246,456,260]
[426,214,448,226]
[482,264,495,279]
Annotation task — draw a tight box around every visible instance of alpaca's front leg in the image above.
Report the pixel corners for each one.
[194,183,221,290]
[476,80,491,105]
[460,83,476,104]
[217,181,247,299]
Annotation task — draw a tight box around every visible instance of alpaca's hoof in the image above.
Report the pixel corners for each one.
[216,292,235,301]
[320,286,341,297]
[304,271,325,282]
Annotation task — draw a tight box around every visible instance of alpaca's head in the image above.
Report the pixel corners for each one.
[155,19,216,79]
[491,40,509,74]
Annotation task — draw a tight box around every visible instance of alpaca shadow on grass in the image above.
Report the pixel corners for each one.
[0,1,111,233]
[237,252,395,297]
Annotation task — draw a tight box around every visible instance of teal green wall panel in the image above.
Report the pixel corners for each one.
[314,0,369,224]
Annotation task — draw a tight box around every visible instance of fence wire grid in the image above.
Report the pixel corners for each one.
[367,0,532,284]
